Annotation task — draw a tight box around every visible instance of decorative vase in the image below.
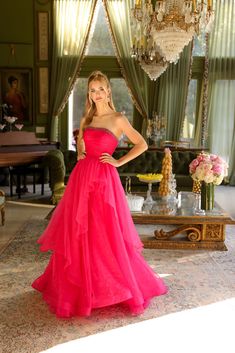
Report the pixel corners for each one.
[201,182,214,211]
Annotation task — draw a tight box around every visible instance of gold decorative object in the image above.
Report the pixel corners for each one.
[130,0,215,80]
[137,173,163,204]
[136,173,163,182]
[158,147,172,196]
[154,224,201,241]
[192,180,201,194]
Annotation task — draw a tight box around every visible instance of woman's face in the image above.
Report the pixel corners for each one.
[89,79,110,104]
[11,80,18,89]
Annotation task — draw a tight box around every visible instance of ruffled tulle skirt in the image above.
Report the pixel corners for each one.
[32,156,167,317]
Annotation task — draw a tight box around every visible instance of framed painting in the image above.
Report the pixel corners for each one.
[38,11,49,61]
[0,68,33,124]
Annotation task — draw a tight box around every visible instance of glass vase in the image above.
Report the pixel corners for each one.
[201,182,214,211]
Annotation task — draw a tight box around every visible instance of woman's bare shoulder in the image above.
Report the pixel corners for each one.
[113,111,127,121]
[114,112,130,126]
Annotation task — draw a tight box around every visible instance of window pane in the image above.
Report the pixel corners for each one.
[68,78,87,149]
[110,78,133,123]
[86,0,115,56]
[193,33,206,56]
[182,79,198,139]
[71,78,133,128]
[68,78,133,148]
[71,78,87,130]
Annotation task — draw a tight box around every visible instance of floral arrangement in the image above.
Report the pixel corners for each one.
[189,152,228,185]
[136,173,163,182]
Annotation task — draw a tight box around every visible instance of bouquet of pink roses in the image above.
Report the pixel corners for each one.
[189,152,228,185]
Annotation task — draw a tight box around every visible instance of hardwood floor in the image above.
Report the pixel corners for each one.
[0,184,53,254]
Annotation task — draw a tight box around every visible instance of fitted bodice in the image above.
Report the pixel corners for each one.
[83,127,119,157]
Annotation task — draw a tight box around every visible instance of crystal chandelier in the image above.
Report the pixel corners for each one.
[131,0,214,80]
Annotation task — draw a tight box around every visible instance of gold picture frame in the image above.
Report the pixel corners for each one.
[39,67,49,114]
[38,11,49,61]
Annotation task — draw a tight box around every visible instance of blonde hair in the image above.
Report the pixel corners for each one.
[83,71,115,128]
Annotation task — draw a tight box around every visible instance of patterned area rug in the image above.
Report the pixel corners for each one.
[0,219,235,353]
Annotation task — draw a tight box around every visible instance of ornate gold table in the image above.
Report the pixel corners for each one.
[132,203,235,251]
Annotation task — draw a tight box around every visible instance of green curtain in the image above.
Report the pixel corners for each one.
[157,44,193,140]
[103,0,160,137]
[207,0,235,184]
[103,0,192,140]
[49,0,97,140]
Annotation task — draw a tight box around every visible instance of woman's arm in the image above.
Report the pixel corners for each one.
[100,115,148,167]
[76,117,86,160]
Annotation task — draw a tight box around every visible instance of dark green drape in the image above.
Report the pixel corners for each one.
[104,0,192,140]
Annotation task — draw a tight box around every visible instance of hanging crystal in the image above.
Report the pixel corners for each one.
[130,0,215,79]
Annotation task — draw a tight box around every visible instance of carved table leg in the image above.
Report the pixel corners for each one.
[154,224,202,242]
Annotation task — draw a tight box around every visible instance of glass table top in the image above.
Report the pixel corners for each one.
[132,192,228,218]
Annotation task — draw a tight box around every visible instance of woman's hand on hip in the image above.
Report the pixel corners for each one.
[100,153,120,167]
[77,152,86,161]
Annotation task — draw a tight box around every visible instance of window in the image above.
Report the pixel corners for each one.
[70,78,87,131]
[68,0,133,149]
[68,77,134,149]
[86,1,115,56]
[193,33,206,57]
[110,78,133,122]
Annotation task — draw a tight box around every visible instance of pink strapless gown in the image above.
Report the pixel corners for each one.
[32,127,167,317]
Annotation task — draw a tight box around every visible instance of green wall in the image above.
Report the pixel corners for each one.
[0,0,51,138]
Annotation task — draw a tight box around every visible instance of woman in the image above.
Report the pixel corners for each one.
[4,76,27,121]
[32,71,167,317]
